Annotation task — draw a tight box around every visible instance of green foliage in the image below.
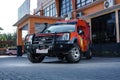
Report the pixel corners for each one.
[0,32,17,48]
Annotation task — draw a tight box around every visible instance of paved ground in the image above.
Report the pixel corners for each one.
[0,55,120,80]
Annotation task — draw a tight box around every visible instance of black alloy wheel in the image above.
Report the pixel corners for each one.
[27,53,45,63]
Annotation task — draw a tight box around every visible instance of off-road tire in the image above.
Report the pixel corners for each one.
[65,44,81,63]
[27,53,45,63]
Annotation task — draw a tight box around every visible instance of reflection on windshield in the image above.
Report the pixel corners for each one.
[44,25,75,33]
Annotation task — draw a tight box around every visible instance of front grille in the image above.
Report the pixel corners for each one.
[33,36,54,45]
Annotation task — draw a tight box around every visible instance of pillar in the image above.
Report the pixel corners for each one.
[40,10,44,16]
[17,28,23,56]
[55,0,60,17]
[28,19,35,34]
[72,0,77,19]
[115,10,120,43]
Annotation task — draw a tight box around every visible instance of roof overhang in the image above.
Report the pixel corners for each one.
[13,14,61,26]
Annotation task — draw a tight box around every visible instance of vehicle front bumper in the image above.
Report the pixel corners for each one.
[25,41,73,55]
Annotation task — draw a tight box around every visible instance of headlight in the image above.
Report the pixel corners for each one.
[62,33,70,41]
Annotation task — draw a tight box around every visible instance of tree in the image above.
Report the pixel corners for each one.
[0,32,17,48]
[0,27,3,30]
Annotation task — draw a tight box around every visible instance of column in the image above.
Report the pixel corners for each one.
[17,28,23,56]
[72,0,77,19]
[40,10,44,16]
[55,0,60,17]
[28,19,35,34]
[115,10,120,43]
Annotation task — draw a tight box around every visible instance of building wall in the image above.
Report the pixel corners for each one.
[74,0,120,18]
[116,0,120,4]
[34,0,120,43]
[35,0,120,17]
[82,2,104,16]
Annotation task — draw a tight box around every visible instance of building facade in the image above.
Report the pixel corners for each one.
[35,0,120,43]
[34,0,120,51]
[14,0,120,55]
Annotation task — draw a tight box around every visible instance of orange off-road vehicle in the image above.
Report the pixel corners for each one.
[25,19,92,63]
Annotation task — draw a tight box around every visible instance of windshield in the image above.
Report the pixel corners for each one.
[43,24,75,33]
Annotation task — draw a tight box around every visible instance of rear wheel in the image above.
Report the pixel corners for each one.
[65,44,81,63]
[27,53,45,63]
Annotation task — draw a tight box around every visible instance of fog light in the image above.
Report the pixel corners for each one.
[27,46,29,49]
[60,45,63,48]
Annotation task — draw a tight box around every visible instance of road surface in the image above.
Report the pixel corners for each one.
[0,55,120,80]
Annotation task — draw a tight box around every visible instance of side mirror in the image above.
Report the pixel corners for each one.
[78,30,84,35]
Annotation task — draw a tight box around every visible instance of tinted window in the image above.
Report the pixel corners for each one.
[61,0,72,16]
[77,0,95,9]
[44,3,57,17]
[91,12,116,44]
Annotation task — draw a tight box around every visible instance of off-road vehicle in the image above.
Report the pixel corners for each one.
[25,19,92,63]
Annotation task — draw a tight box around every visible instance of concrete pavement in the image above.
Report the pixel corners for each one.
[0,55,120,80]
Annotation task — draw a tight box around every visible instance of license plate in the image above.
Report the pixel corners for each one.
[36,49,48,54]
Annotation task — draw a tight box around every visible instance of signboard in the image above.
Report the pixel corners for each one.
[18,0,30,20]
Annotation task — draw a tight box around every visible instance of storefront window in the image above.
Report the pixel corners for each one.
[44,3,57,17]
[61,0,72,16]
[77,0,94,9]
[91,12,116,44]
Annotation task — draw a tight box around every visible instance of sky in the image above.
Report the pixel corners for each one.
[0,0,37,34]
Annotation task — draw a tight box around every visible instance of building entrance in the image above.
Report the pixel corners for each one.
[91,12,116,44]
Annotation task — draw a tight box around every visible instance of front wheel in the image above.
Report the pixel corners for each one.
[65,44,81,63]
[27,53,45,63]
[57,54,65,61]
